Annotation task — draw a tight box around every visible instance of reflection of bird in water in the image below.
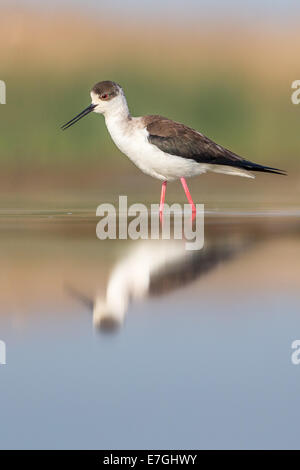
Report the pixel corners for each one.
[66,236,251,333]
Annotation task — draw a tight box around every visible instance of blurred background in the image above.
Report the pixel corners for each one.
[0,0,299,209]
[1,1,300,450]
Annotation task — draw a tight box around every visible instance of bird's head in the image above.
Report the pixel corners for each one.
[90,80,124,115]
[61,80,125,130]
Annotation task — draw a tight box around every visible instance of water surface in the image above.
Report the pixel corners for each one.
[0,210,299,449]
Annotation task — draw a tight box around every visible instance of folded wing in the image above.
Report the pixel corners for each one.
[145,115,285,175]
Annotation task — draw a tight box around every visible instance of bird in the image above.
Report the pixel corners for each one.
[62,80,286,220]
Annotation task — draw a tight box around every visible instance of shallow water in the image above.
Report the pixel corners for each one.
[0,210,300,449]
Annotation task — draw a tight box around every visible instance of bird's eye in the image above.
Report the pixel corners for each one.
[101,94,108,99]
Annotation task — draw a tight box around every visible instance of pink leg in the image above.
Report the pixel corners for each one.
[159,181,167,223]
[180,177,196,220]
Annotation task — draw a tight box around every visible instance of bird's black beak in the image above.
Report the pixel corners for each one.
[64,283,94,311]
[61,103,96,130]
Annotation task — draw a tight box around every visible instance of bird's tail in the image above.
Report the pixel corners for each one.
[238,160,287,175]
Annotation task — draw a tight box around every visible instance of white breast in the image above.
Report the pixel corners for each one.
[105,116,208,181]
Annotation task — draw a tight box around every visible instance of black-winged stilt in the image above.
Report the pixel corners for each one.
[62,81,286,219]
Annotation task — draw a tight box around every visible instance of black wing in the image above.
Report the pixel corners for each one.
[145,116,286,175]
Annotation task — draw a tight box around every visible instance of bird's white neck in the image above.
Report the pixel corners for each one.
[103,94,135,159]
[104,93,131,129]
